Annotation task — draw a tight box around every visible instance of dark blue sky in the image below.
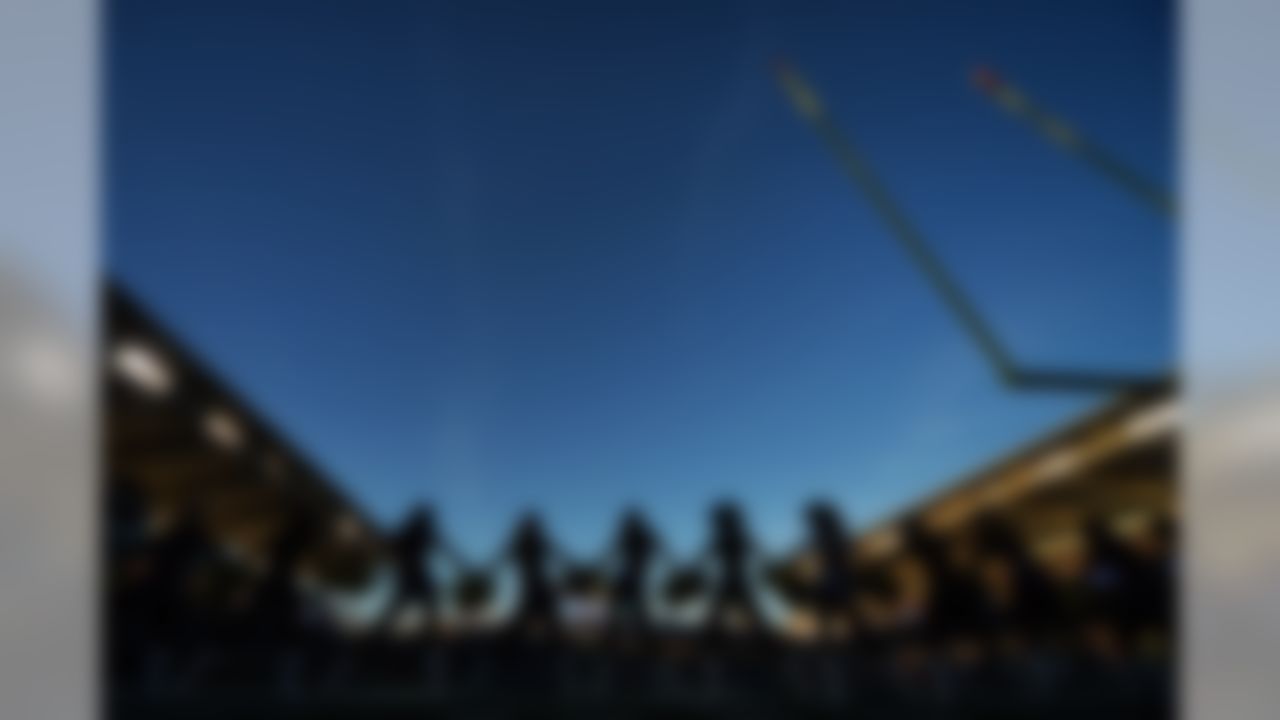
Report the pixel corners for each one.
[109,1,1172,557]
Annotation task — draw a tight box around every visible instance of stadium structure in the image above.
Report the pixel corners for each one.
[107,286,381,591]
[106,281,1176,619]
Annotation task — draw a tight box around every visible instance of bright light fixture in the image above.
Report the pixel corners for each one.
[203,408,244,451]
[1033,448,1081,485]
[112,339,173,397]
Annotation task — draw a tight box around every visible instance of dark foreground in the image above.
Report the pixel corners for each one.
[110,633,1171,720]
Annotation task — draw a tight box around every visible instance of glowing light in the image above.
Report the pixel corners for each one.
[112,339,173,397]
[1033,448,1081,485]
[203,408,244,451]
[1124,400,1179,442]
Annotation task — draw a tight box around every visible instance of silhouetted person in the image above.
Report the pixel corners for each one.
[902,518,983,647]
[142,502,208,640]
[1081,516,1146,651]
[380,504,458,636]
[807,502,858,640]
[973,513,1057,641]
[252,511,314,645]
[1138,515,1176,637]
[607,508,664,637]
[130,498,211,693]
[107,478,154,679]
[108,476,149,558]
[704,502,764,637]
[506,513,562,637]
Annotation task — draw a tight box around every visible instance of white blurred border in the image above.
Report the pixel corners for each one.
[1185,0,1280,718]
[0,1,1278,718]
[0,0,97,718]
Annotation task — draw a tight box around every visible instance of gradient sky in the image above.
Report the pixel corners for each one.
[108,0,1172,560]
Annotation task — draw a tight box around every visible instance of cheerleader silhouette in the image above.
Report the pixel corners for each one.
[607,508,665,636]
[379,504,461,636]
[806,501,858,639]
[703,502,764,636]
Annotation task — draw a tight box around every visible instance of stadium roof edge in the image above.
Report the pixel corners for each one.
[860,377,1177,548]
[106,277,384,541]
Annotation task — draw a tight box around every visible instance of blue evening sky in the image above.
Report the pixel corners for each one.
[108,1,1172,559]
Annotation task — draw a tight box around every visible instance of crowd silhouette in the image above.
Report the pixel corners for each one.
[107,487,1175,718]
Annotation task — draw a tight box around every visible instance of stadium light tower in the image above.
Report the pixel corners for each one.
[970,65,1175,218]
[772,59,1164,394]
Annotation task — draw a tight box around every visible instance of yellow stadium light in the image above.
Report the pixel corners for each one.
[112,339,174,397]
[203,407,244,451]
[1033,448,1082,485]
